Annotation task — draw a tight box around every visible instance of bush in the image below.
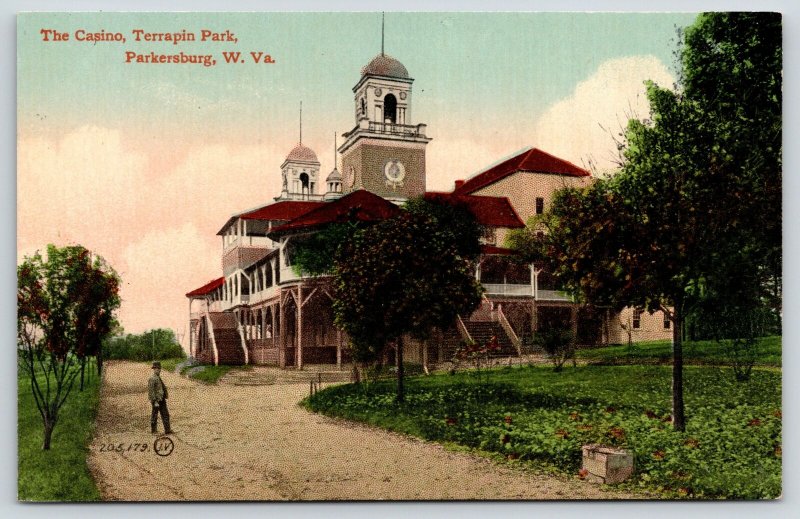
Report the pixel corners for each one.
[304,365,782,499]
[103,329,186,361]
[533,327,575,372]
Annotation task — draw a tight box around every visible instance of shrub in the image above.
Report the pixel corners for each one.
[103,329,186,361]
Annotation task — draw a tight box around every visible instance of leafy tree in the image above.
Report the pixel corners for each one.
[333,201,483,402]
[291,223,360,277]
[518,13,781,431]
[679,12,783,331]
[17,245,120,449]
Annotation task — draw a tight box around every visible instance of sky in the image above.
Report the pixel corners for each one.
[17,11,698,348]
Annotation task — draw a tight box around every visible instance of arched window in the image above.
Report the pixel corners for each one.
[384,94,397,124]
[299,172,310,197]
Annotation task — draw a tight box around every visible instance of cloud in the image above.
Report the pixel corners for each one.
[17,126,147,264]
[18,125,293,346]
[532,56,675,174]
[426,137,504,192]
[120,223,218,344]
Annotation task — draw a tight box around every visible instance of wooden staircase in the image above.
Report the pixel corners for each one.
[208,312,246,365]
[463,320,517,356]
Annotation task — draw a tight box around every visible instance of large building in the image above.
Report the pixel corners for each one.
[185,48,671,367]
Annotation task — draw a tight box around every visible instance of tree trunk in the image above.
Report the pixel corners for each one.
[97,350,103,375]
[42,419,54,450]
[672,307,686,432]
[79,357,85,391]
[396,337,405,403]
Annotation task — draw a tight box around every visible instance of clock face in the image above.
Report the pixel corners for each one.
[349,165,356,187]
[384,160,406,189]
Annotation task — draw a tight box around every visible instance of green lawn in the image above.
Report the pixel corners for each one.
[577,336,781,367]
[304,364,781,499]
[188,365,243,383]
[159,357,188,373]
[18,368,102,501]
[154,358,250,383]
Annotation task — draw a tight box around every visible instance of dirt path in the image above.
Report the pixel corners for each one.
[88,361,641,501]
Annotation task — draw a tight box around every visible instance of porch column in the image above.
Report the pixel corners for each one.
[271,303,277,363]
[297,285,304,370]
[188,300,194,358]
[336,329,342,369]
[279,296,286,368]
[570,306,579,342]
[530,264,535,296]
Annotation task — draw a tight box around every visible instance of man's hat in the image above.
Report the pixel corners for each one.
[152,361,161,369]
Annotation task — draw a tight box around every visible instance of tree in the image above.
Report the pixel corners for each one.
[679,12,783,330]
[521,13,781,432]
[291,223,360,277]
[17,245,120,449]
[332,200,483,402]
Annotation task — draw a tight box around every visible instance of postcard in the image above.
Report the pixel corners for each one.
[17,11,782,502]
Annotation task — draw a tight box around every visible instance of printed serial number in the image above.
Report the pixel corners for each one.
[98,442,149,453]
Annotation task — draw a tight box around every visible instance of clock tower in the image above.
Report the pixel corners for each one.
[338,52,431,202]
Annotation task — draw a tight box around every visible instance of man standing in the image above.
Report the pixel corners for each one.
[148,361,173,434]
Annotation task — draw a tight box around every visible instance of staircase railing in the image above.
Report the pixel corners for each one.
[496,305,522,355]
[204,307,219,366]
[235,318,250,365]
[456,315,473,344]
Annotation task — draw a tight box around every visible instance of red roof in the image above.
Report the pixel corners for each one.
[481,245,516,256]
[217,200,325,235]
[186,277,224,298]
[269,190,402,236]
[424,192,524,229]
[453,147,590,196]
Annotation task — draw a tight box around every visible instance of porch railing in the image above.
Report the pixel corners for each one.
[496,305,522,355]
[456,315,473,344]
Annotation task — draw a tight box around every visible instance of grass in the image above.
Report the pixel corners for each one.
[304,364,781,499]
[576,336,781,367]
[18,367,102,501]
[159,357,187,373]
[188,365,241,384]
[149,359,251,383]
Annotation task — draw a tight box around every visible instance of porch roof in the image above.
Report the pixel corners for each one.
[216,200,326,235]
[268,189,402,237]
[186,277,224,298]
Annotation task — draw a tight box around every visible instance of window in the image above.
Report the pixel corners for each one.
[536,197,544,214]
[536,231,545,241]
[384,94,397,123]
[664,312,671,329]
[632,308,642,329]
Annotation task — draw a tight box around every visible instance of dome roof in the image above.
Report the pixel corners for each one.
[285,143,319,163]
[361,53,409,79]
[326,167,342,182]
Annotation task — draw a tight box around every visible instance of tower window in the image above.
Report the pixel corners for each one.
[632,308,642,329]
[384,94,397,124]
[536,197,544,214]
[300,173,310,194]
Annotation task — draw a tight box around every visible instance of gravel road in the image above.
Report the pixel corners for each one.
[88,361,641,501]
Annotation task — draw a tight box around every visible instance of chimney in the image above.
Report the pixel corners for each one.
[454,179,464,190]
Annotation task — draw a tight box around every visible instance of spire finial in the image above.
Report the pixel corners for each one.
[381,12,385,56]
[299,101,303,144]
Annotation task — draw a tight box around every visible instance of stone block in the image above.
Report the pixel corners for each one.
[581,444,634,484]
